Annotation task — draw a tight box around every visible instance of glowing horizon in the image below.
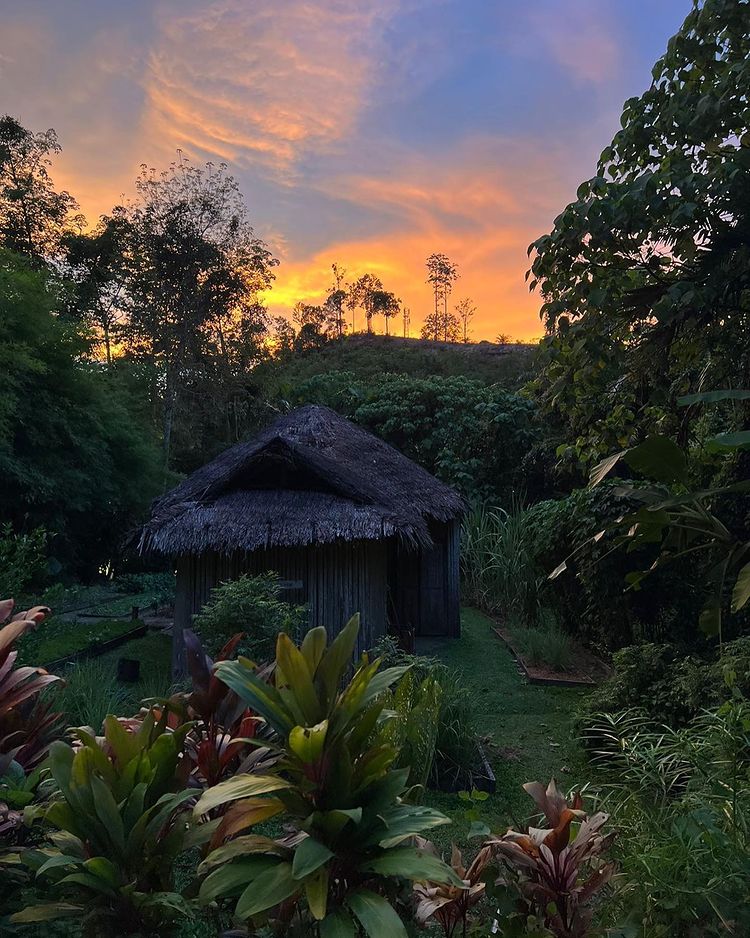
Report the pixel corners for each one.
[1,0,690,341]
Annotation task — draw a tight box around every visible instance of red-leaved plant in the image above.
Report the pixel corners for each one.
[490,779,614,938]
[0,598,62,774]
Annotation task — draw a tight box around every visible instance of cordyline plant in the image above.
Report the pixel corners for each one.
[153,628,272,791]
[490,779,614,938]
[0,598,62,774]
[193,614,462,936]
[413,837,493,938]
[10,710,209,937]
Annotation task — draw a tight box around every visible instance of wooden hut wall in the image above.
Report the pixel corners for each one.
[173,539,388,671]
[389,520,461,639]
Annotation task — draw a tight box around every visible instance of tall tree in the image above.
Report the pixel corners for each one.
[62,214,130,364]
[0,116,83,264]
[117,157,277,471]
[371,289,400,335]
[529,0,750,466]
[347,273,383,333]
[455,297,476,343]
[402,305,411,338]
[425,252,459,340]
[328,262,348,338]
[0,249,161,576]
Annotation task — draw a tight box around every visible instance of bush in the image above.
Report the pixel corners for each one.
[192,572,307,662]
[374,636,478,790]
[580,638,750,729]
[587,698,750,936]
[523,484,703,652]
[0,525,47,599]
[113,571,176,606]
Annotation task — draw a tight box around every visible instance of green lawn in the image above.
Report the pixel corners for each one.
[423,607,591,847]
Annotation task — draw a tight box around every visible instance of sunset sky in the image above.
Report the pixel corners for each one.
[2,0,691,340]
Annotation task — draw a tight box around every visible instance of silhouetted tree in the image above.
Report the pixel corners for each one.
[0,116,83,264]
[117,156,277,471]
[455,297,476,343]
[425,252,459,340]
[347,273,383,333]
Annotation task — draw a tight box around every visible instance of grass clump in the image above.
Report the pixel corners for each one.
[509,618,574,672]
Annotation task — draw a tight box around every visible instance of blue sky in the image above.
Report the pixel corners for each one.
[1,0,691,338]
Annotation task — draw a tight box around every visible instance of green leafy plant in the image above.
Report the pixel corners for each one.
[588,693,750,936]
[491,779,614,938]
[0,525,48,599]
[381,668,442,791]
[193,572,307,661]
[193,614,461,936]
[11,711,207,935]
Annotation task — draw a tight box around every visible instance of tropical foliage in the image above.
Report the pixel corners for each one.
[194,615,461,935]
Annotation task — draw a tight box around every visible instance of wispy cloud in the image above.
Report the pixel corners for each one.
[143,0,402,178]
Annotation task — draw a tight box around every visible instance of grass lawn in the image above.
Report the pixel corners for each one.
[423,607,591,848]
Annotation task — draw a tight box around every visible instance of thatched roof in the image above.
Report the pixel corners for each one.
[140,405,464,556]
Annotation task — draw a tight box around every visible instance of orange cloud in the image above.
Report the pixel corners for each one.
[141,0,402,177]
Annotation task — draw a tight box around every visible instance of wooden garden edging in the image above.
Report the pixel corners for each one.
[492,626,596,688]
[43,623,148,673]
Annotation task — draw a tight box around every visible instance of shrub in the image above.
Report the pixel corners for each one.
[113,571,176,606]
[524,484,703,652]
[580,637,750,729]
[194,615,461,935]
[373,637,478,791]
[587,698,750,936]
[13,712,207,935]
[193,572,306,661]
[0,599,62,774]
[0,525,47,600]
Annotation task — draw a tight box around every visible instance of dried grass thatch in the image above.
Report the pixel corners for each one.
[140,405,464,556]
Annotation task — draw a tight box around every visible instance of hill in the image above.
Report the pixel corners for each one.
[256,334,536,390]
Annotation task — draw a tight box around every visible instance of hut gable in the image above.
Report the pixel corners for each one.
[140,405,464,556]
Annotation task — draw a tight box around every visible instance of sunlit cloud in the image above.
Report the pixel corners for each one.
[1,0,691,338]
[141,0,403,178]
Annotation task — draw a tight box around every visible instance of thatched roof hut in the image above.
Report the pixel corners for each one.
[141,405,464,670]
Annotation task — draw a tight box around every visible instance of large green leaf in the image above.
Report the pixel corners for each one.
[193,774,290,818]
[235,861,299,919]
[276,632,322,724]
[301,626,327,674]
[213,661,296,736]
[316,614,360,704]
[678,389,750,405]
[304,865,329,920]
[89,775,125,857]
[292,836,334,880]
[360,847,464,886]
[199,858,278,904]
[289,720,329,764]
[706,430,750,452]
[347,889,408,938]
[732,560,750,613]
[368,804,451,848]
[10,904,83,923]
[623,435,687,485]
[319,909,358,938]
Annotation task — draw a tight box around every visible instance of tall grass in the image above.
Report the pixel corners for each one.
[54,659,131,731]
[461,497,542,620]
